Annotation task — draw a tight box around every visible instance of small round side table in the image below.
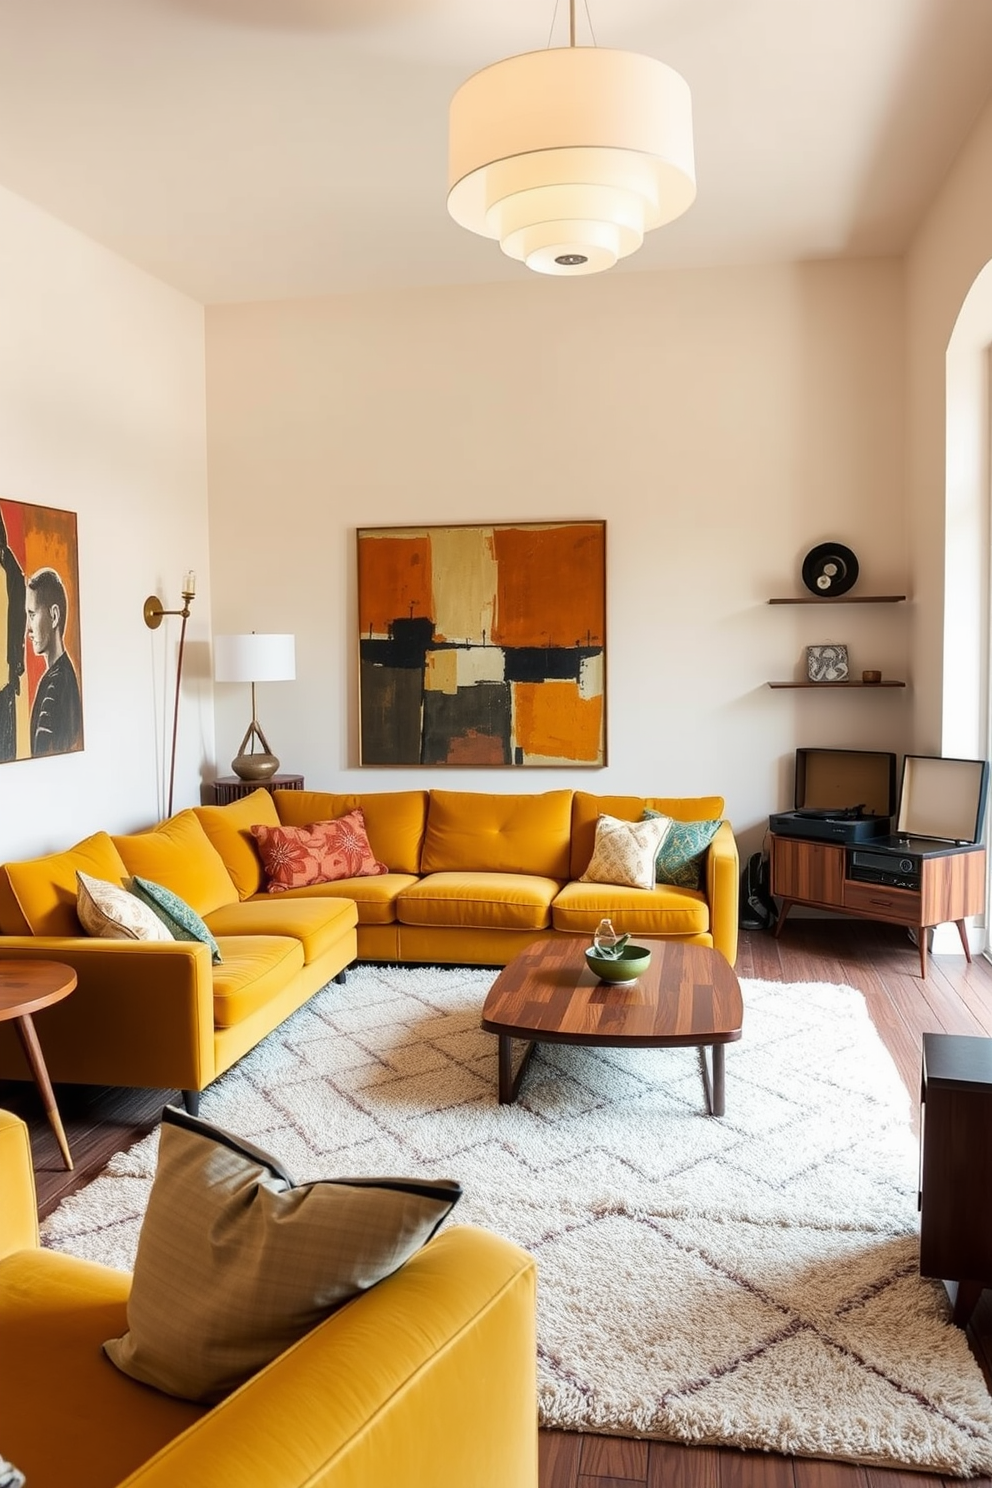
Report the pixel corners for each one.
[0,959,77,1170]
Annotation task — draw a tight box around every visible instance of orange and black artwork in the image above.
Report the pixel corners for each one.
[357,520,605,767]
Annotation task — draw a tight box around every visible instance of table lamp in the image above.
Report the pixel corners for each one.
[214,633,296,781]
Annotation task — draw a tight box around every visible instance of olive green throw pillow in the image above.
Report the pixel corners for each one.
[642,809,723,890]
[103,1107,461,1404]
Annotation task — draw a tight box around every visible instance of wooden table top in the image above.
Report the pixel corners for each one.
[0,959,77,1021]
[481,937,743,1049]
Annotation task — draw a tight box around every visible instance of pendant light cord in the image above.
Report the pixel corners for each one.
[546,0,596,49]
[546,0,560,49]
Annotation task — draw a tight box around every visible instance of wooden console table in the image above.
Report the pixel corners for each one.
[919,1033,992,1327]
[769,834,986,978]
[212,774,304,805]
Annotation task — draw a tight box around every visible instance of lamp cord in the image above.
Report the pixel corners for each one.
[546,0,596,49]
[166,607,189,818]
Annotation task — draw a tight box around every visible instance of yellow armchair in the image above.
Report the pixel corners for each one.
[0,1109,539,1488]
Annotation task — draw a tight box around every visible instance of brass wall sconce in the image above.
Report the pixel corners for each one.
[143,571,196,630]
[143,571,196,816]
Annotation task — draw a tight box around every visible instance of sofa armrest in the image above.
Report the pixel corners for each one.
[0,1111,39,1257]
[118,1224,538,1488]
[0,938,216,1092]
[705,821,740,967]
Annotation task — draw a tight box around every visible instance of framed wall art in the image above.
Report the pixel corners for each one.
[806,643,849,683]
[0,497,83,762]
[358,520,606,766]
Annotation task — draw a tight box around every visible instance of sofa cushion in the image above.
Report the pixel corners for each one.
[420,789,573,878]
[0,1249,205,1488]
[76,872,173,943]
[252,810,387,892]
[579,814,672,891]
[194,789,281,900]
[552,880,711,938]
[103,1106,461,1405]
[274,790,429,875]
[569,793,726,880]
[113,811,238,917]
[130,877,223,963]
[246,873,416,926]
[2,832,130,937]
[205,895,358,964]
[643,810,724,889]
[210,936,306,1028]
[397,873,559,931]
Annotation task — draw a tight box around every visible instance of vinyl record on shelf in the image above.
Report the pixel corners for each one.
[801,542,859,597]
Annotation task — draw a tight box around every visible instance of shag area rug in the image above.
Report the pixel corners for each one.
[42,965,992,1475]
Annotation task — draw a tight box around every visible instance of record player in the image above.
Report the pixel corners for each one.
[769,747,897,844]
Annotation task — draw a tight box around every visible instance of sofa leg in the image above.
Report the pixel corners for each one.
[334,968,347,985]
[181,1089,201,1117]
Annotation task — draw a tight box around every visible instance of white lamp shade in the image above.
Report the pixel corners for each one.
[214,634,296,684]
[448,46,695,276]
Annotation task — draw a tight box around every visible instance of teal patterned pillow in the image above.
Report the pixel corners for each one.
[129,876,223,963]
[642,810,723,889]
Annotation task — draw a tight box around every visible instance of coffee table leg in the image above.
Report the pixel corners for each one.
[14,1013,73,1170]
[499,1034,536,1105]
[701,1043,726,1118]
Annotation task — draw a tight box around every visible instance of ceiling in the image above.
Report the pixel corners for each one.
[1,0,991,305]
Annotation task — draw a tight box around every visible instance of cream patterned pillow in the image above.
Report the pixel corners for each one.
[76,871,173,942]
[579,813,672,890]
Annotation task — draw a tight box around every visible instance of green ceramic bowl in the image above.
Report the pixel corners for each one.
[584,945,652,983]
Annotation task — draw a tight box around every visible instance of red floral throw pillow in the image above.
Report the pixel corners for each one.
[251,809,388,893]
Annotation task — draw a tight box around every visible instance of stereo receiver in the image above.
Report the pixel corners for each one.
[848,847,920,891]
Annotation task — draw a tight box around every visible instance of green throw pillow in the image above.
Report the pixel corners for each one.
[129,876,223,964]
[642,810,722,889]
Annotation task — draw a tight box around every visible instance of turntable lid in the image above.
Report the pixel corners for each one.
[796,748,897,818]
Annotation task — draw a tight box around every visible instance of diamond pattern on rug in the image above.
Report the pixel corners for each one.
[40,966,992,1475]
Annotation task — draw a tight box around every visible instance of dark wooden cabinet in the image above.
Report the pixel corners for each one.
[769,834,985,977]
[211,774,304,805]
[769,837,846,907]
[919,1033,992,1326]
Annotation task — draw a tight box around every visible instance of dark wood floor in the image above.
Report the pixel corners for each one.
[6,919,992,1488]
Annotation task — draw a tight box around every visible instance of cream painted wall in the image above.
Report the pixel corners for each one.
[0,185,212,860]
[206,259,908,857]
[906,95,992,763]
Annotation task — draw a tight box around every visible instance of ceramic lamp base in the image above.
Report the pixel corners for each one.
[231,752,280,782]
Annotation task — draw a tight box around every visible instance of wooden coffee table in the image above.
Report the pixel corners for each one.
[0,959,77,1169]
[481,938,743,1115]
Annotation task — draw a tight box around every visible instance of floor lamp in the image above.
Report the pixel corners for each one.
[214,633,296,781]
[143,572,196,817]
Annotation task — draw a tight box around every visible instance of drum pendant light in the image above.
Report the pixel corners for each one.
[447,1,695,277]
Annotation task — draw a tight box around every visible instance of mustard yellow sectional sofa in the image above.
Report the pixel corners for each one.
[0,787,737,1109]
[196,786,739,967]
[0,807,358,1112]
[0,1108,539,1488]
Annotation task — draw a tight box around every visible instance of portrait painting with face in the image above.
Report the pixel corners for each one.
[0,498,82,762]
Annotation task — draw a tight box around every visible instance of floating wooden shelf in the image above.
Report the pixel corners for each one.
[766,680,907,689]
[767,595,907,605]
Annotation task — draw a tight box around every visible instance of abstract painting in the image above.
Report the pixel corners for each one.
[358,521,605,766]
[0,497,83,763]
